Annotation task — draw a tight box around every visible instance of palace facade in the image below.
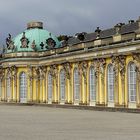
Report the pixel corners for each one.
[1,17,140,109]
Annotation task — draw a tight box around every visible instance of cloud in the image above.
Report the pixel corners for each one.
[0,0,140,44]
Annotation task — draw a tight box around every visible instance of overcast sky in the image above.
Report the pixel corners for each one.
[0,0,140,44]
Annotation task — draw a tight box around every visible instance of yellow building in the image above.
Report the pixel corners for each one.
[1,18,140,109]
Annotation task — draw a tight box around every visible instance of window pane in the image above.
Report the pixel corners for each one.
[48,73,53,100]
[128,63,136,102]
[60,70,65,100]
[89,67,96,101]
[107,64,114,102]
[74,68,79,100]
[19,72,27,100]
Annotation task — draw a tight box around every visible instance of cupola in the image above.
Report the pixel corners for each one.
[5,21,61,53]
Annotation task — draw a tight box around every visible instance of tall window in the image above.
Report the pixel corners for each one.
[48,73,53,100]
[128,62,136,102]
[19,72,27,102]
[107,64,114,102]
[60,70,65,100]
[6,74,11,99]
[89,67,96,101]
[74,68,80,100]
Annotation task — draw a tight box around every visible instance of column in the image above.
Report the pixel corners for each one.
[119,56,126,106]
[13,77,17,102]
[2,78,5,101]
[36,79,39,102]
[112,56,119,105]
[43,78,46,103]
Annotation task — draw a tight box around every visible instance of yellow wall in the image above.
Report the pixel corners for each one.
[0,55,139,108]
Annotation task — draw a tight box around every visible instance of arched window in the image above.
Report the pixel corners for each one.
[48,73,53,100]
[19,72,27,103]
[107,64,114,102]
[60,70,65,100]
[89,67,96,101]
[74,68,80,100]
[128,62,136,102]
[6,74,11,99]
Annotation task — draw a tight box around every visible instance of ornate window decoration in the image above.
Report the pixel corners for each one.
[11,66,17,87]
[19,72,27,102]
[89,67,96,101]
[74,68,80,100]
[132,53,140,82]
[111,56,119,83]
[48,72,53,100]
[118,55,126,81]
[27,65,33,87]
[107,64,114,102]
[63,62,71,80]
[78,61,88,84]
[34,66,46,80]
[92,59,100,78]
[20,32,29,48]
[99,58,106,83]
[49,65,58,87]
[46,38,56,49]
[60,69,65,100]
[128,62,137,102]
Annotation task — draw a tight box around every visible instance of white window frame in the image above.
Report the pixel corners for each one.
[89,67,96,101]
[107,64,114,102]
[74,68,80,100]
[48,73,53,100]
[19,72,27,102]
[128,62,136,103]
[60,70,65,101]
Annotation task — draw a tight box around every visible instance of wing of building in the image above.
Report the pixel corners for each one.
[1,17,140,109]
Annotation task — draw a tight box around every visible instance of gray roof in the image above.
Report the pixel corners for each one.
[68,21,139,45]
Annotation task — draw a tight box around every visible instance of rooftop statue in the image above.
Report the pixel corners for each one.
[6,34,15,50]
[20,32,29,48]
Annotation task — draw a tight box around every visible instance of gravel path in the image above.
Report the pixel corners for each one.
[0,105,139,140]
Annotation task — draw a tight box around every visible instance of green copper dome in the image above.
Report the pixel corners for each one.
[6,22,61,53]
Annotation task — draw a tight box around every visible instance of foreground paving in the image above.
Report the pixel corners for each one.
[0,105,140,140]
